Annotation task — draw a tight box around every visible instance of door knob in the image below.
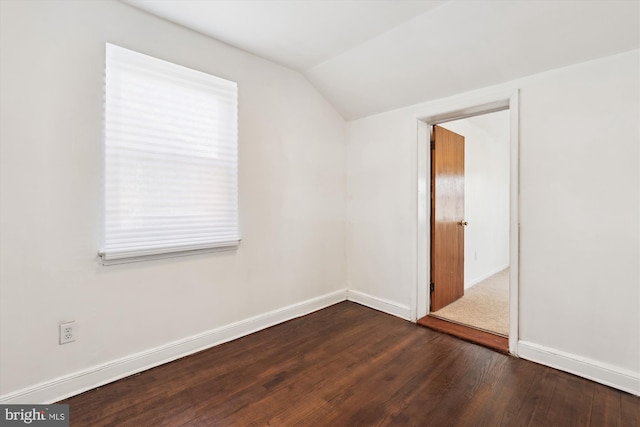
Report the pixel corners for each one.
[459,221,468,226]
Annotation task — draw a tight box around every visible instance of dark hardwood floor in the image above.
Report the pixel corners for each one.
[61,301,639,426]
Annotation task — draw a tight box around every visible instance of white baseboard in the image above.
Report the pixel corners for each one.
[347,289,411,321]
[465,264,509,289]
[518,341,640,396]
[0,289,348,404]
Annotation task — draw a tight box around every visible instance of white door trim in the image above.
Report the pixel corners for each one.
[414,89,520,355]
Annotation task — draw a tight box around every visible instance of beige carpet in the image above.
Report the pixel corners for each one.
[431,268,509,336]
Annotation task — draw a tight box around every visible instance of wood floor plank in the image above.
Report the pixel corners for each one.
[621,392,640,426]
[60,301,639,426]
[589,385,625,427]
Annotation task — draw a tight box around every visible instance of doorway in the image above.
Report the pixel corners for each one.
[422,112,510,351]
[414,92,519,355]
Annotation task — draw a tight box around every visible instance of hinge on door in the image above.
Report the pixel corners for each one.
[430,140,435,150]
[430,282,435,293]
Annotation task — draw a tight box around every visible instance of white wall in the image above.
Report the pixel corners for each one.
[346,51,639,392]
[0,0,346,401]
[440,112,510,288]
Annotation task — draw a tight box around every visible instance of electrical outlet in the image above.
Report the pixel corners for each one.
[59,321,76,344]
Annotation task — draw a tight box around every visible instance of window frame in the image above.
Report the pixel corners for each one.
[99,44,240,265]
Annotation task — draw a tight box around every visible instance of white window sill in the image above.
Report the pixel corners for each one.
[98,241,241,266]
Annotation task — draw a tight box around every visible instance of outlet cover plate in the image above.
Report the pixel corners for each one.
[59,321,76,344]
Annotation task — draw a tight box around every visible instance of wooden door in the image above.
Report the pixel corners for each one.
[430,125,465,312]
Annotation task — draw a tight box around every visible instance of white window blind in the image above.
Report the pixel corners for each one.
[100,44,239,264]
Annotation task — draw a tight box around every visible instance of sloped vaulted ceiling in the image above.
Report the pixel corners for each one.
[123,0,640,120]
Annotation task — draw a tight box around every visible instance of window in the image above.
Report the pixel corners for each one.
[100,44,239,264]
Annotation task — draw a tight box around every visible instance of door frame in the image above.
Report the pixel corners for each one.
[414,89,520,355]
